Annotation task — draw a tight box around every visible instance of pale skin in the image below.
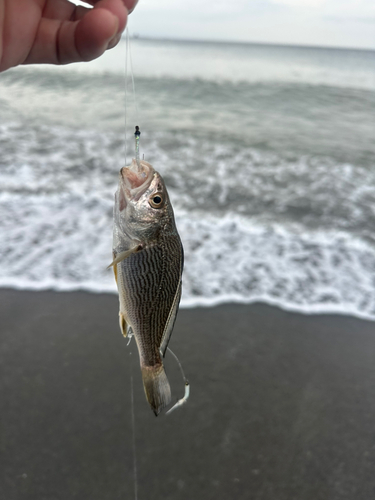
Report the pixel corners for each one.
[0,0,138,72]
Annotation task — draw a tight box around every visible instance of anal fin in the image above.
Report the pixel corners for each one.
[119,312,128,338]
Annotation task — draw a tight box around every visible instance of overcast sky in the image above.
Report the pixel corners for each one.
[127,0,375,49]
[75,1,375,49]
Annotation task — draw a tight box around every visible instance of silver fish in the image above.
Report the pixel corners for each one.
[111,158,183,415]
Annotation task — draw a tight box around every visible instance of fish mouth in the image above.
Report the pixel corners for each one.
[121,159,154,201]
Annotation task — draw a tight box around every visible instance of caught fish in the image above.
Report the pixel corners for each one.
[111,155,183,415]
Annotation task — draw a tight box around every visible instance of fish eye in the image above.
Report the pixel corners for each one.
[149,194,164,209]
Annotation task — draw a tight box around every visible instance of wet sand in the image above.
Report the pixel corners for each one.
[1,288,375,500]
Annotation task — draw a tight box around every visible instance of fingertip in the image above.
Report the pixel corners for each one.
[94,0,128,34]
[75,8,119,61]
[126,0,139,14]
[107,33,122,51]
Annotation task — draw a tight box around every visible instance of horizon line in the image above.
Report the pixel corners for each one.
[124,34,375,53]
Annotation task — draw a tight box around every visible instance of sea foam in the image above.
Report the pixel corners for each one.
[1,187,375,321]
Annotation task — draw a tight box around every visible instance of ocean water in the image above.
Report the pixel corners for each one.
[0,38,375,319]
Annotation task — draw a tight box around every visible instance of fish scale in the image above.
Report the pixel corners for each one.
[120,238,181,355]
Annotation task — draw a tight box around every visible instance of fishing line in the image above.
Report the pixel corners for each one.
[127,27,139,127]
[124,27,129,165]
[129,350,138,500]
[167,346,187,382]
[124,26,140,166]
[125,28,139,500]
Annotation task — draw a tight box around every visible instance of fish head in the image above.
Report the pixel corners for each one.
[114,159,173,241]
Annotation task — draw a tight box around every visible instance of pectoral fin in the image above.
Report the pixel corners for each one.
[160,278,182,358]
[107,244,142,269]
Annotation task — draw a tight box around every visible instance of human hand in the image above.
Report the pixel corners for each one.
[0,0,138,72]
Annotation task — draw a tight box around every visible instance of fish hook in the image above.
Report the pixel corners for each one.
[165,347,190,416]
[166,381,190,415]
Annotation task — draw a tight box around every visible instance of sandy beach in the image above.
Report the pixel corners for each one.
[1,288,375,499]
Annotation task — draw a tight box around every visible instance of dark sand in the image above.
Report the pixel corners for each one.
[1,289,375,500]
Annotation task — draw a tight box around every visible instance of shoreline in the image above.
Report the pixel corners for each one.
[2,288,375,500]
[1,284,374,323]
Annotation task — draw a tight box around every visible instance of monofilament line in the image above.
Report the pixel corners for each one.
[127,27,139,126]
[130,351,138,500]
[124,26,140,166]
[125,27,139,500]
[167,346,187,382]
[124,27,128,165]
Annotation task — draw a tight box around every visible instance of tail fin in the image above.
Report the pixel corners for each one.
[141,364,171,416]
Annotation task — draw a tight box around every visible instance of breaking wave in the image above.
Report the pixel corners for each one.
[1,172,375,320]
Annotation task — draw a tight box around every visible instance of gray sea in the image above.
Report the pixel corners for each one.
[0,38,375,319]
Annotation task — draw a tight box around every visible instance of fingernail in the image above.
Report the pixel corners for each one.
[128,0,139,14]
[107,33,122,50]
